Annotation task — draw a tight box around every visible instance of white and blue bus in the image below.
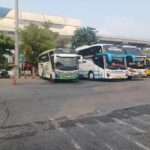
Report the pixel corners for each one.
[76,44,129,80]
[123,46,147,79]
[38,48,79,81]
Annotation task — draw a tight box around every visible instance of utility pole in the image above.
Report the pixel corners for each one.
[14,0,19,78]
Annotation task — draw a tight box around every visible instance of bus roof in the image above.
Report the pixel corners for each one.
[76,44,113,51]
[39,48,77,56]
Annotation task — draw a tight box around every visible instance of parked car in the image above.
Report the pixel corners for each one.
[0,69,10,79]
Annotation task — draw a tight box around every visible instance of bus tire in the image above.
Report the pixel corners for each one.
[127,76,132,80]
[50,74,53,81]
[50,74,56,82]
[88,71,95,80]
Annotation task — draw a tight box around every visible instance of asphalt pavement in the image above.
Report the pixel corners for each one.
[0,78,150,150]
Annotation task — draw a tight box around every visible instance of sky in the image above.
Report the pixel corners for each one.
[1,0,150,39]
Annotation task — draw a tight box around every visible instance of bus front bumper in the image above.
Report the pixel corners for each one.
[55,71,79,80]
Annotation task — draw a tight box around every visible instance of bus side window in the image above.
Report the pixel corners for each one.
[99,56,104,68]
[146,59,150,67]
[99,48,102,53]
[93,46,102,54]
[39,55,48,63]
[79,48,90,58]
[93,56,104,68]
[39,56,42,63]
[126,56,133,66]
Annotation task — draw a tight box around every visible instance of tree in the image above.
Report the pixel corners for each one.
[55,35,71,48]
[42,21,53,29]
[21,24,57,75]
[0,34,14,68]
[71,27,98,48]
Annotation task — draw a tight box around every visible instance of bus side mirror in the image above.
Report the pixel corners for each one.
[77,56,81,60]
[78,55,84,63]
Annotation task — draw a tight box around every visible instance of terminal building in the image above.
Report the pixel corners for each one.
[0,7,81,36]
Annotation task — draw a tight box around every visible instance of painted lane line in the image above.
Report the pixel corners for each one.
[113,118,146,133]
[50,119,82,150]
[50,118,64,132]
[131,110,139,114]
[133,117,150,125]
[76,123,96,137]
[105,144,114,150]
[116,131,150,150]
[76,123,84,128]
[133,140,150,150]
[71,140,81,150]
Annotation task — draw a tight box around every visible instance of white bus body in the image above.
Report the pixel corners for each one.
[123,46,147,78]
[76,44,128,80]
[38,49,79,80]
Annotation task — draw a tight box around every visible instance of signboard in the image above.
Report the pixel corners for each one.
[19,54,25,63]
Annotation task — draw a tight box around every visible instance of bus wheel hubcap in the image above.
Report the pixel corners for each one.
[89,73,94,79]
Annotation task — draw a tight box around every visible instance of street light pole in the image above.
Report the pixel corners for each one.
[14,0,19,78]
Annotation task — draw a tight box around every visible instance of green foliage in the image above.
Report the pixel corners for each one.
[42,21,53,29]
[55,35,71,48]
[71,27,98,48]
[21,24,57,66]
[0,34,14,66]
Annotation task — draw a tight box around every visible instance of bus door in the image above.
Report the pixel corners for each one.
[93,55,105,78]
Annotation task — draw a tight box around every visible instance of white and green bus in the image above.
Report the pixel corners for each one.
[76,44,128,80]
[38,48,79,81]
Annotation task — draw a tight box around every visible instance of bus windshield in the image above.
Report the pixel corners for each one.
[124,47,143,56]
[127,57,146,69]
[106,57,126,70]
[104,45,125,54]
[55,57,78,71]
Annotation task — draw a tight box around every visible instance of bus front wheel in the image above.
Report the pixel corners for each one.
[88,72,95,80]
[50,74,56,82]
[127,76,132,80]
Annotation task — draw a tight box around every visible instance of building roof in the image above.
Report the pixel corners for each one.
[0,7,11,17]
[0,7,81,36]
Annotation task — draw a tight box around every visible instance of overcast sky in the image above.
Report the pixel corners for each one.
[1,0,150,39]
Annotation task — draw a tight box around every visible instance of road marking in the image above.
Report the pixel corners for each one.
[105,144,114,150]
[50,118,64,132]
[133,117,150,125]
[76,123,84,128]
[76,123,96,137]
[133,140,150,150]
[96,110,104,115]
[71,140,81,150]
[113,118,146,133]
[131,110,139,114]
[113,118,128,125]
[116,131,150,150]
[50,119,82,150]
[124,114,128,117]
